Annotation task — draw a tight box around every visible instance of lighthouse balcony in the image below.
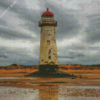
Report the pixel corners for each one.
[39,20,57,27]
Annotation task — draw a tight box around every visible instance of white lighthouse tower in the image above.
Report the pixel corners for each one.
[39,8,58,72]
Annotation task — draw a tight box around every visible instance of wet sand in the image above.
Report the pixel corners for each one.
[0,69,100,100]
[0,69,100,88]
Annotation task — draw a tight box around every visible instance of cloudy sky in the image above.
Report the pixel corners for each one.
[0,0,100,66]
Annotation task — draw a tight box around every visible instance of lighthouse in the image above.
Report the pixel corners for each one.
[39,8,58,72]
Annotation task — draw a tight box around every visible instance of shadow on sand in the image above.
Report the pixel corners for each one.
[25,70,76,78]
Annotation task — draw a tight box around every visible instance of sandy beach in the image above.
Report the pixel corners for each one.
[0,69,100,100]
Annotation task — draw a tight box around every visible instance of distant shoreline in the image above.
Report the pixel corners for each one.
[0,64,100,70]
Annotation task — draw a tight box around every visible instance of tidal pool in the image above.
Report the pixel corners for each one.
[0,85,100,100]
[58,86,100,99]
[0,77,21,79]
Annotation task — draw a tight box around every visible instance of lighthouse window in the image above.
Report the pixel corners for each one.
[47,40,50,42]
[48,56,51,59]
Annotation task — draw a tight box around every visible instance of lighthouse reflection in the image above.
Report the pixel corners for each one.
[39,85,58,100]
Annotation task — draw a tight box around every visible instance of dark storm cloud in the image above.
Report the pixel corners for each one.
[80,55,100,63]
[68,52,85,58]
[0,1,10,9]
[58,56,75,59]
[0,27,33,40]
[0,0,41,37]
[14,5,39,23]
[85,14,100,43]
[0,48,8,58]
[0,47,38,66]
[67,45,86,50]
[58,51,85,59]
[0,1,40,41]
[56,14,79,33]
[0,0,80,41]
[77,53,85,57]
[22,58,39,65]
[0,53,8,58]
[24,21,40,36]
[0,19,7,26]
[88,47,100,50]
[90,34,100,42]
[0,0,80,40]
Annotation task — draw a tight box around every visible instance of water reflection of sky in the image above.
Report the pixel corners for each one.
[59,96,100,100]
[0,86,100,100]
[78,74,100,75]
[59,86,100,89]
[0,77,20,79]
[59,86,100,99]
[0,87,40,100]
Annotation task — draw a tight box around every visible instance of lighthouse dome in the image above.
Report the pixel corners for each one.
[42,8,54,16]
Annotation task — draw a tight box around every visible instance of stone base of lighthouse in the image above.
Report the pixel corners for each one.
[39,65,58,72]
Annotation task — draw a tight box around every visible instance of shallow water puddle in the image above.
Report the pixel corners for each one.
[0,87,40,100]
[59,86,100,98]
[58,96,100,100]
[0,77,37,80]
[0,85,100,100]
[0,77,20,79]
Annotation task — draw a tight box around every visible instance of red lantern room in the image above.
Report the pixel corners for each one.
[42,8,54,16]
[39,8,57,27]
